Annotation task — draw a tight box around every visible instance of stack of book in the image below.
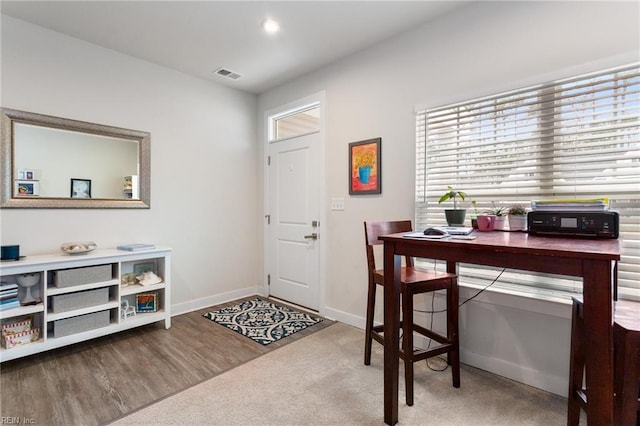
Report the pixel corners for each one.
[116,243,156,252]
[531,198,610,212]
[0,283,20,310]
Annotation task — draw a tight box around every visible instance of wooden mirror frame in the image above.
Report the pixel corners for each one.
[1,108,150,209]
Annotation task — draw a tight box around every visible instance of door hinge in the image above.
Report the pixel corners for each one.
[265,214,270,224]
[267,274,271,285]
[267,155,271,166]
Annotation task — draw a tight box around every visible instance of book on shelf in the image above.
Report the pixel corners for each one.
[531,198,609,211]
[0,283,18,291]
[0,299,20,310]
[116,243,156,252]
[0,289,18,298]
[1,292,18,301]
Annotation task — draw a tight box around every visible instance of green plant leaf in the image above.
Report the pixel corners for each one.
[438,193,452,204]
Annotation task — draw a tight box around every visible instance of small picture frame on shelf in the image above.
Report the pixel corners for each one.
[133,261,156,275]
[14,180,39,197]
[70,178,91,198]
[17,169,37,180]
[136,293,157,313]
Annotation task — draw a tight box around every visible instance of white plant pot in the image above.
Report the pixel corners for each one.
[508,215,527,231]
[493,216,506,230]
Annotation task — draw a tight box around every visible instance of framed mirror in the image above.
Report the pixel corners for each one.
[1,108,150,208]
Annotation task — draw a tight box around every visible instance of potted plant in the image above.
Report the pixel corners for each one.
[507,203,527,231]
[438,186,467,226]
[486,202,507,230]
[354,149,375,184]
[470,200,479,229]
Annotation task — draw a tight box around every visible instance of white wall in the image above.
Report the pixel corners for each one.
[1,16,262,312]
[257,1,639,396]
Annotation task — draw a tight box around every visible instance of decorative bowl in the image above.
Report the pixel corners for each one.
[60,241,97,255]
[17,273,40,287]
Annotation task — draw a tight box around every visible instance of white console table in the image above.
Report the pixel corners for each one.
[0,247,171,362]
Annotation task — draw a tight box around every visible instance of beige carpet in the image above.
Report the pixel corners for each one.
[110,322,571,425]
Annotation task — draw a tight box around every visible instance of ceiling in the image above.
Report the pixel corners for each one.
[0,1,469,94]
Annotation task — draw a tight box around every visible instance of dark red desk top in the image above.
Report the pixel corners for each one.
[381,231,621,261]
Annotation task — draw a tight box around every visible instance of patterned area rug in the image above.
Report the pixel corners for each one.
[203,298,322,345]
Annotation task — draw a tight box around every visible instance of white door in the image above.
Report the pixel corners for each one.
[268,132,320,310]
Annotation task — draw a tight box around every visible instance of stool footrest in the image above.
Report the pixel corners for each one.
[412,323,450,344]
[410,343,454,361]
[371,331,384,346]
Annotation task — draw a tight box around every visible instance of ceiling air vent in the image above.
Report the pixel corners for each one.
[214,67,242,80]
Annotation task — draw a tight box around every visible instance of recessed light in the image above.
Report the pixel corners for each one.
[262,18,280,34]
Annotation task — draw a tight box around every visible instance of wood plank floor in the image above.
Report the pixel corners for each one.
[0,296,333,426]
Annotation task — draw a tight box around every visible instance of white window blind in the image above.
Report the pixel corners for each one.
[416,64,640,300]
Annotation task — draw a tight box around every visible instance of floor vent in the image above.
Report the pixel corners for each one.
[214,67,242,80]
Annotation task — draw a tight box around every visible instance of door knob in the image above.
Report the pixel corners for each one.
[304,233,318,240]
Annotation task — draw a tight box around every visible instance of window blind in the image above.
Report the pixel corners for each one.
[416,63,640,300]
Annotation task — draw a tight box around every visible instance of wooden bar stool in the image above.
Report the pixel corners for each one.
[363,220,460,406]
[568,296,640,426]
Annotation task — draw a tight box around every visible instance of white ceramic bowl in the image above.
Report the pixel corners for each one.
[60,241,97,255]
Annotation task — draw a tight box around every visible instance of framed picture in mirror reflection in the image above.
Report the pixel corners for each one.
[15,180,39,197]
[70,178,92,198]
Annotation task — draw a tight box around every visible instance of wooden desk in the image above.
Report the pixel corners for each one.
[380,231,620,425]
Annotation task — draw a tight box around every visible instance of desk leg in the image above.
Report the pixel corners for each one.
[582,259,614,426]
[383,242,401,425]
[446,260,459,384]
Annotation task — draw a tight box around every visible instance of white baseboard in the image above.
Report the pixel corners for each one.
[322,306,363,328]
[342,303,568,398]
[460,347,568,397]
[170,285,264,316]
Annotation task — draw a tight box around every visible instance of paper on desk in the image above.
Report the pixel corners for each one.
[402,232,449,239]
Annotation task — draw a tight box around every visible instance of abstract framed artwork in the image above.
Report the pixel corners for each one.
[136,292,157,313]
[349,137,381,195]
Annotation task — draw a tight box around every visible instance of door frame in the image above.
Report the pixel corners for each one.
[262,91,326,315]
